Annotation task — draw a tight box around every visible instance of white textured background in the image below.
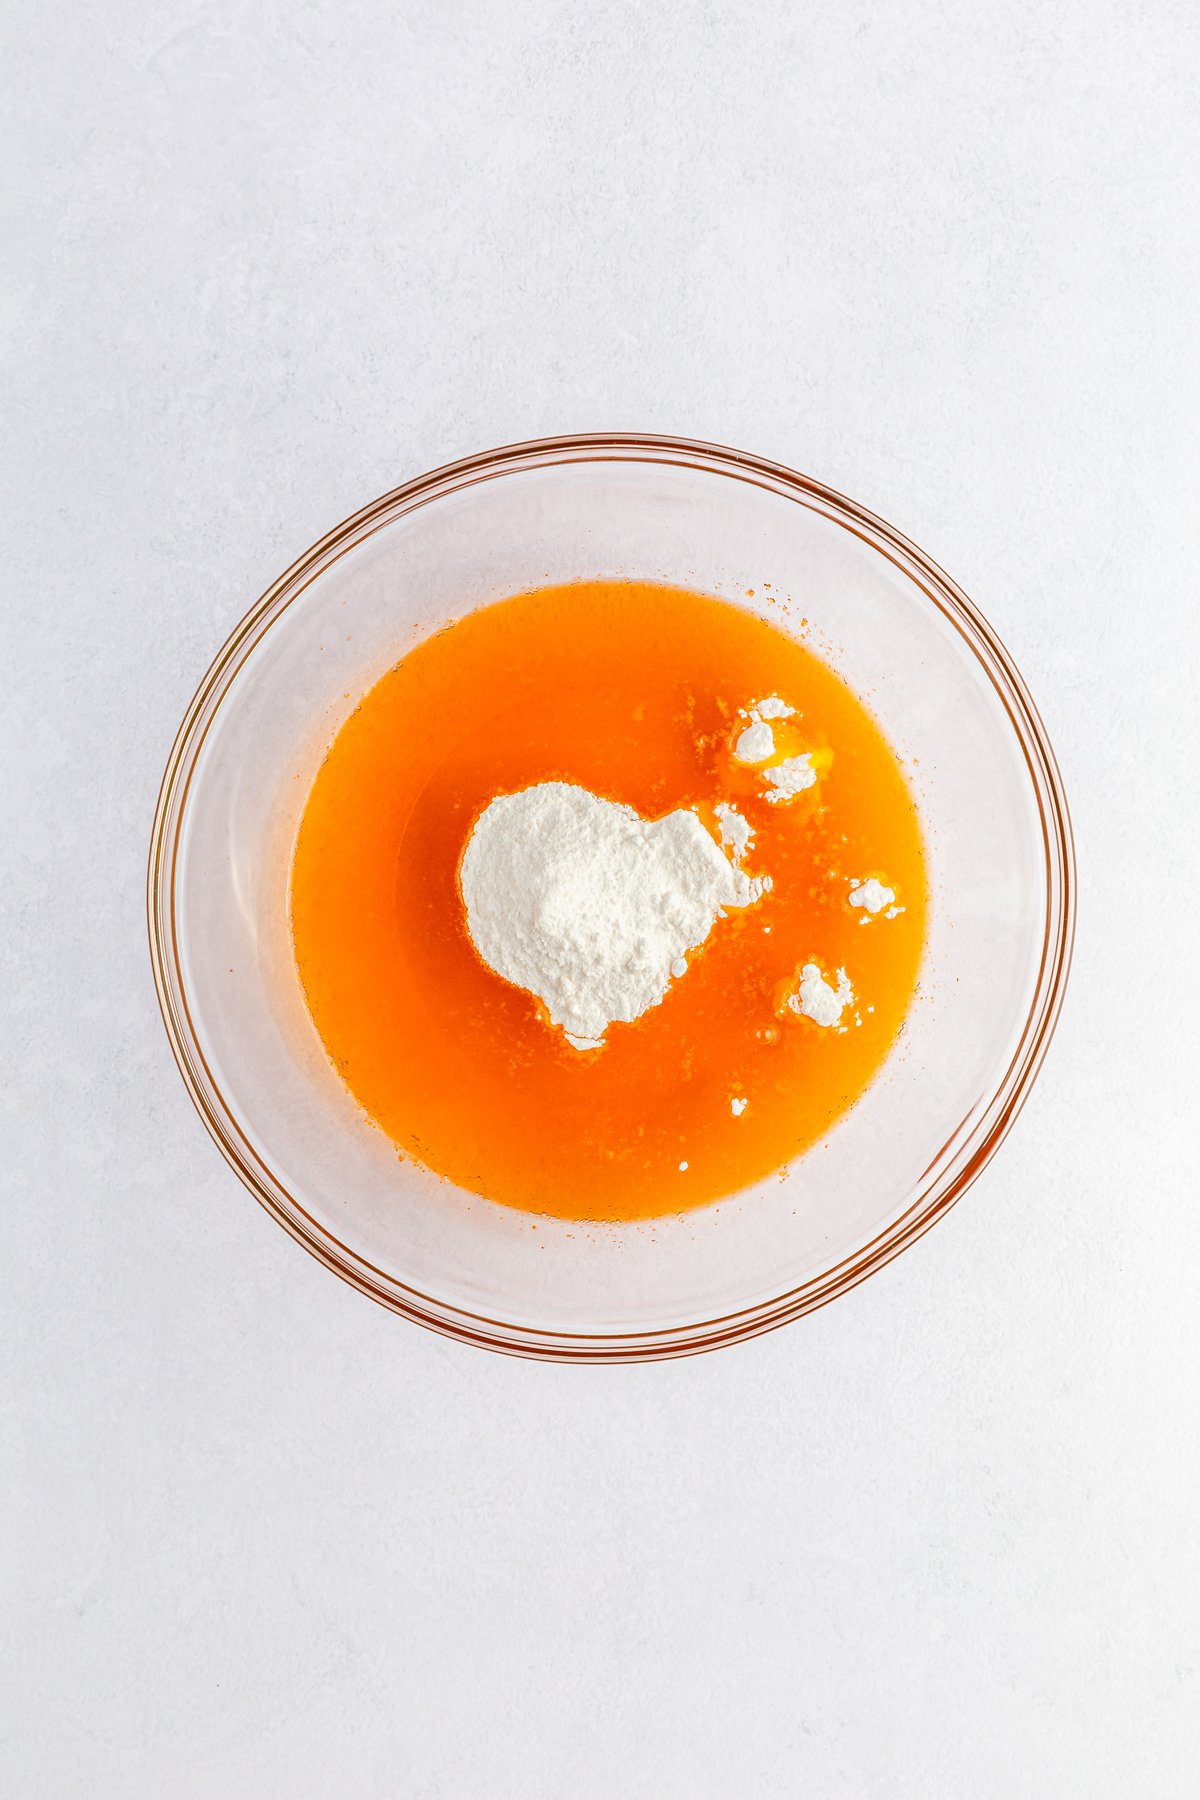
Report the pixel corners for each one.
[3,3,1199,1795]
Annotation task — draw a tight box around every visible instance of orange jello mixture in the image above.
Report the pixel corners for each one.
[290,580,927,1220]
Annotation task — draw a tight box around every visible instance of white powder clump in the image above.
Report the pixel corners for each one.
[763,753,817,804]
[731,1096,748,1116]
[733,719,775,764]
[848,877,895,914]
[731,697,819,806]
[714,801,754,863]
[788,963,854,1028]
[460,782,767,1052]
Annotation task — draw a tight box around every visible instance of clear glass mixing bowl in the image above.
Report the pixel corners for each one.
[148,434,1074,1360]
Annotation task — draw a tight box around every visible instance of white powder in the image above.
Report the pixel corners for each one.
[460,781,767,1051]
[763,753,817,803]
[732,698,819,806]
[788,962,854,1028]
[733,719,775,764]
[714,801,754,862]
[848,877,895,914]
[731,1096,748,1116]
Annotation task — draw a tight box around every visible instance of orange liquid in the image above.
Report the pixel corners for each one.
[290,581,927,1221]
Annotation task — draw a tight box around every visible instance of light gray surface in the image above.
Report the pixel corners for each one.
[3,3,1198,1795]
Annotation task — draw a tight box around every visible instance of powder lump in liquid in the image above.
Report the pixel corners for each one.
[460,781,767,1051]
[732,697,817,805]
[762,753,816,803]
[733,719,775,765]
[788,963,854,1028]
[848,877,895,914]
[714,801,754,862]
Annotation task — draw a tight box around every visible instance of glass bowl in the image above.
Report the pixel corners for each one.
[148,433,1074,1361]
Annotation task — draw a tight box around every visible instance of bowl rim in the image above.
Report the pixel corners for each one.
[147,430,1076,1362]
